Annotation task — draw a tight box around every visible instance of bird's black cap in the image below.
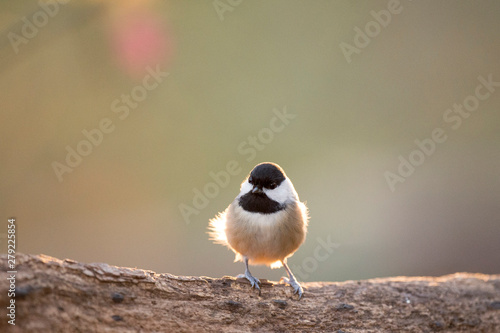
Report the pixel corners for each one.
[248,162,286,188]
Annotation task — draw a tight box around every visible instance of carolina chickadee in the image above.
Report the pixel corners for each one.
[209,162,309,299]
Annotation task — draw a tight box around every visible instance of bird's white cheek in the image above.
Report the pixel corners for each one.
[263,179,297,203]
[239,180,253,196]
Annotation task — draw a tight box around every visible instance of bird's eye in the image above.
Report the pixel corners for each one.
[269,183,277,189]
[248,177,253,184]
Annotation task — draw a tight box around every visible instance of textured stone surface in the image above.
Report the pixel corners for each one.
[1,254,499,332]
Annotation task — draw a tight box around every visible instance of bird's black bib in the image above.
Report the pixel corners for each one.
[238,193,285,214]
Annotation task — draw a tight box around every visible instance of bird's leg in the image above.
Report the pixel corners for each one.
[237,256,261,295]
[281,259,304,299]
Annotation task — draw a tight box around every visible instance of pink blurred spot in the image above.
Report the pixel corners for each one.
[111,12,173,79]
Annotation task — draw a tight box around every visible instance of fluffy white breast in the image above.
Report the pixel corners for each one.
[232,200,288,228]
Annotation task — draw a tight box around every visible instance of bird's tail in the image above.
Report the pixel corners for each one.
[270,261,283,269]
[208,209,228,246]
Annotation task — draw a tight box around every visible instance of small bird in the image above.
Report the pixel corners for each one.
[209,162,309,299]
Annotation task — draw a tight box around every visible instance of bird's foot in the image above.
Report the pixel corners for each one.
[280,277,304,300]
[237,273,261,295]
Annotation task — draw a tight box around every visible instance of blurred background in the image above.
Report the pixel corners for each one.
[1,0,499,282]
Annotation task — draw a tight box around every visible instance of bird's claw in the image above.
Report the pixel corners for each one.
[238,273,261,295]
[280,277,303,300]
[247,274,261,295]
[249,276,261,288]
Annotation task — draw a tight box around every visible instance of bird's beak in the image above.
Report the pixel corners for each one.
[251,186,263,194]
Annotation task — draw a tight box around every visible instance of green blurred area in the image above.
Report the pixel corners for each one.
[1,0,499,282]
